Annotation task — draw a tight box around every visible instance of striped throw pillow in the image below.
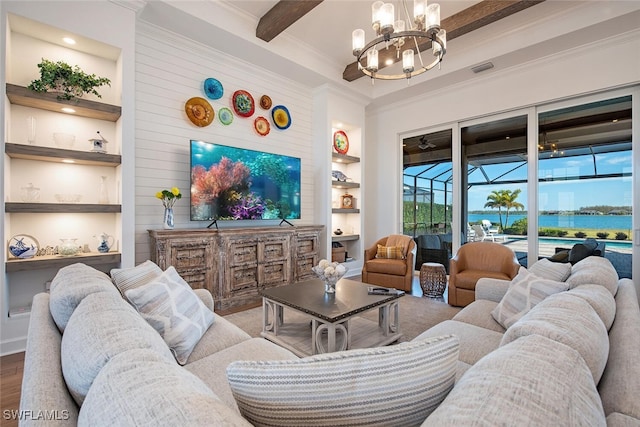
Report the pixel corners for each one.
[227,335,459,427]
[111,260,163,298]
[491,269,569,329]
[528,258,571,282]
[376,244,405,259]
[125,266,214,365]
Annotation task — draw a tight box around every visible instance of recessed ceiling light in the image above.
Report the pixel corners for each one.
[385,59,394,66]
[63,37,76,45]
[61,107,76,113]
[62,159,75,164]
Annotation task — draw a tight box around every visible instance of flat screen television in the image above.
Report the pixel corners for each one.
[190,140,301,223]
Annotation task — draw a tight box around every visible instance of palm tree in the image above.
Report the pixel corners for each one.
[484,190,507,229]
[503,189,525,228]
[484,189,525,229]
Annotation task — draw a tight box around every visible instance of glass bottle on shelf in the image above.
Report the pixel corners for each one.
[98,176,110,204]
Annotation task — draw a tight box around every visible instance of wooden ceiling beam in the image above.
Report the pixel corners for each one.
[343,0,545,82]
[257,0,323,42]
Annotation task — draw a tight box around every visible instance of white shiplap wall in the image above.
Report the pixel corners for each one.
[134,22,315,263]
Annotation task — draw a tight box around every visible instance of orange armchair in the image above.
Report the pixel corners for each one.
[448,241,520,307]
[362,235,416,292]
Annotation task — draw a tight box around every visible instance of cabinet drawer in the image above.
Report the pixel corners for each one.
[173,247,208,269]
[229,265,258,291]
[262,240,288,262]
[230,242,259,265]
[261,261,289,285]
[177,271,207,290]
[296,255,317,280]
[296,236,318,255]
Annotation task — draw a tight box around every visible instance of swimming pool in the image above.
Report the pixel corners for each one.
[509,236,632,249]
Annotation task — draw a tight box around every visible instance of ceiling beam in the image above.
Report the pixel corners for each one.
[257,0,323,42]
[343,0,545,82]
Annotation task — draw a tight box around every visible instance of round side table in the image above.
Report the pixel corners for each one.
[420,262,447,298]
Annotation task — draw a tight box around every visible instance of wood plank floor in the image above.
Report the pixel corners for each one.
[0,273,434,427]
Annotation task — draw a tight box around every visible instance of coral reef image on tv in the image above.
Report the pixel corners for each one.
[190,140,301,221]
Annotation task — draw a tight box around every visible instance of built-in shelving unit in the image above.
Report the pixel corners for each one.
[332,234,360,242]
[6,83,121,121]
[5,142,121,166]
[6,252,121,273]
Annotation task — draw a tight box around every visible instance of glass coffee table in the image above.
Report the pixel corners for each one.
[259,278,404,357]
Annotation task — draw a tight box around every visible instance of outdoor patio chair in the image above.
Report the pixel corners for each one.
[482,219,500,235]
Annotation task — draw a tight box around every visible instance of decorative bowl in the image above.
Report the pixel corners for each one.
[53,133,75,148]
[55,193,82,203]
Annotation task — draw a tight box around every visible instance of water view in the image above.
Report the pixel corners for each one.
[469,213,632,232]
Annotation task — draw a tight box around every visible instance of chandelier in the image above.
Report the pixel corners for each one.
[352,0,446,82]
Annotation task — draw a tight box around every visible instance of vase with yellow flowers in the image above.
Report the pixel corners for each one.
[156,187,182,229]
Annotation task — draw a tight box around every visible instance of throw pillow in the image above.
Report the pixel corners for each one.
[226,335,459,427]
[385,234,412,258]
[491,269,569,329]
[549,250,569,263]
[375,244,404,259]
[568,243,594,264]
[125,266,215,365]
[528,258,572,282]
[111,259,163,298]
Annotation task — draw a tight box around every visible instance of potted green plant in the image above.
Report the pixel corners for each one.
[27,58,111,101]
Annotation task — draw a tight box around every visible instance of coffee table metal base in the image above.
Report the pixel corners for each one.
[261,298,402,357]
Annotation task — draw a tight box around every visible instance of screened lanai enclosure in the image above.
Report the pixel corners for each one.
[403,95,633,278]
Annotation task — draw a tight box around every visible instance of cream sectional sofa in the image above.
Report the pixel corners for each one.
[19,256,640,426]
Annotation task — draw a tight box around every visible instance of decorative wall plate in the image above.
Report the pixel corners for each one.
[232,90,255,117]
[185,97,214,127]
[218,107,234,125]
[8,234,39,259]
[271,105,291,130]
[203,78,224,100]
[333,130,349,154]
[254,116,270,136]
[259,95,272,110]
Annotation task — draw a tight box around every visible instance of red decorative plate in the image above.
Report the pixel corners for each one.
[254,116,270,136]
[232,90,255,117]
[333,130,349,154]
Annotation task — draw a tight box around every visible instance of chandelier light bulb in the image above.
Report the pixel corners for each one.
[413,0,427,28]
[433,29,446,56]
[380,3,395,34]
[372,1,384,30]
[427,3,440,31]
[394,19,405,33]
[367,49,379,71]
[402,49,415,73]
[352,29,365,53]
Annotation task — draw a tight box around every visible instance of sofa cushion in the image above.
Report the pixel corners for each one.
[365,258,407,275]
[49,263,120,332]
[501,291,609,384]
[110,259,163,298]
[125,266,215,365]
[227,336,459,427]
[422,334,605,426]
[413,320,503,365]
[452,300,505,333]
[186,315,252,364]
[375,244,404,259]
[186,337,299,412]
[61,291,174,406]
[528,258,572,282]
[566,256,618,296]
[567,284,616,331]
[491,269,569,329]
[79,349,251,427]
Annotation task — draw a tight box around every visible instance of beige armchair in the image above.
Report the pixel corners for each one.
[362,235,416,292]
[448,241,520,307]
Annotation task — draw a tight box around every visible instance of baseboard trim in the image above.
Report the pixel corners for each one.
[1,336,27,357]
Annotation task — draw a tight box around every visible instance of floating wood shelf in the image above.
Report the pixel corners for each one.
[6,252,121,273]
[332,234,360,242]
[331,181,360,189]
[6,83,121,122]
[5,143,121,166]
[332,208,360,214]
[332,153,360,164]
[5,202,121,213]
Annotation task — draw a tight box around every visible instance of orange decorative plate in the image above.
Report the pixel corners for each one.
[185,97,214,127]
[333,130,349,154]
[254,116,270,136]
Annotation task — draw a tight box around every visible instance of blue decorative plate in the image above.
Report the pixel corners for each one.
[203,78,224,100]
[272,105,291,130]
[8,234,39,259]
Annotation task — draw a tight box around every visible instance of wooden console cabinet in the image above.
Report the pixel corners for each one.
[148,225,323,310]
